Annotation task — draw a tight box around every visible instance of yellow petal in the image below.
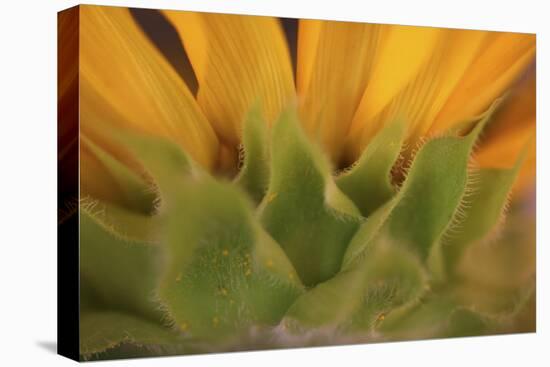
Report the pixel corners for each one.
[79,5,219,169]
[477,122,534,169]
[363,29,489,142]
[477,121,535,193]
[163,10,295,146]
[297,19,383,163]
[480,64,536,145]
[476,66,536,192]
[431,32,536,134]
[345,28,535,164]
[296,19,322,97]
[407,29,489,139]
[348,25,442,141]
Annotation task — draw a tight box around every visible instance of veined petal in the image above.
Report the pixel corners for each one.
[296,19,322,96]
[408,30,489,139]
[348,25,442,142]
[297,19,382,163]
[163,10,295,146]
[345,28,535,164]
[430,32,536,134]
[79,5,219,169]
[358,29,489,145]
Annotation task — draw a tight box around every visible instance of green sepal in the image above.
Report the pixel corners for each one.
[283,240,427,332]
[80,197,161,244]
[259,109,362,286]
[385,136,476,261]
[343,105,495,267]
[377,296,491,340]
[235,104,271,203]
[441,159,525,278]
[346,243,428,332]
[449,202,535,317]
[342,199,396,269]
[157,178,304,341]
[104,128,205,205]
[336,118,407,217]
[80,311,185,360]
[81,135,155,213]
[80,210,162,321]
[444,308,491,338]
[80,130,197,246]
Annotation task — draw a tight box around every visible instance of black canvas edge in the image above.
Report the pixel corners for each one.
[58,5,80,362]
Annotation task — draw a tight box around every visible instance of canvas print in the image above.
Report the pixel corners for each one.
[57,4,536,361]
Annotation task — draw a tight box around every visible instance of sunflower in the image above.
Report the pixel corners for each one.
[59,5,536,360]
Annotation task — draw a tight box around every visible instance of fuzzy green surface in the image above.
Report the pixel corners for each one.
[77,104,534,359]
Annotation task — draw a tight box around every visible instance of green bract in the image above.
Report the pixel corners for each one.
[79,105,534,360]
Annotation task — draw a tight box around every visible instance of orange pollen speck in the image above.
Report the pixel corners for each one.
[266,192,278,203]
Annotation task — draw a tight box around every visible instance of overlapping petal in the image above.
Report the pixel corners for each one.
[75,7,536,201]
[79,6,219,170]
[348,24,442,147]
[163,10,296,148]
[431,32,535,134]
[320,24,536,167]
[296,19,383,163]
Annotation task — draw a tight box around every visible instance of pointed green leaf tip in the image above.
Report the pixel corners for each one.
[235,105,271,203]
[337,118,407,217]
[80,211,163,322]
[283,241,427,331]
[280,104,503,332]
[343,103,496,267]
[101,126,202,205]
[387,135,473,260]
[81,135,155,213]
[259,109,362,286]
[157,178,304,340]
[441,160,525,277]
[80,198,161,244]
[80,210,183,358]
